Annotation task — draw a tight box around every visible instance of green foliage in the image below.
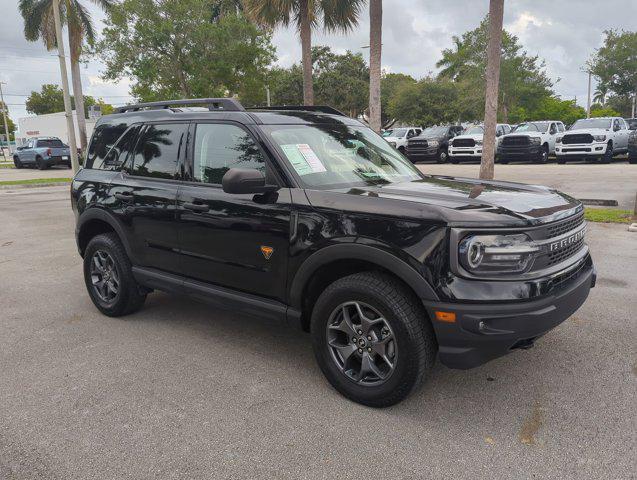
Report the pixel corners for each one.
[267,46,369,116]
[436,17,553,123]
[605,94,634,118]
[589,104,621,118]
[95,0,275,104]
[591,30,637,98]
[584,208,632,224]
[381,73,416,123]
[24,84,114,116]
[387,78,460,126]
[0,101,16,136]
[525,97,586,126]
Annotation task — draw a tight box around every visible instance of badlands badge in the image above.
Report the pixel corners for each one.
[260,245,274,260]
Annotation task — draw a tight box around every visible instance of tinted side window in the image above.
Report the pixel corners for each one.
[558,123,565,132]
[131,123,187,179]
[37,139,65,148]
[102,126,140,171]
[87,122,129,169]
[193,123,265,184]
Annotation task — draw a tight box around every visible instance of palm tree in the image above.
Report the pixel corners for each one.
[593,83,608,106]
[244,0,364,106]
[19,0,114,152]
[368,0,382,133]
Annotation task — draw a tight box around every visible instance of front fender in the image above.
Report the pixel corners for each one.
[288,243,439,309]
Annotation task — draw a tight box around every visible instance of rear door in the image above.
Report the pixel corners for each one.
[108,122,188,274]
[176,121,291,302]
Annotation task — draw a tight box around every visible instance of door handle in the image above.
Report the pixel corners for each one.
[182,202,209,213]
[114,191,134,201]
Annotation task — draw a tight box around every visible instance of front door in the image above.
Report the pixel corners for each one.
[108,122,188,274]
[176,122,291,302]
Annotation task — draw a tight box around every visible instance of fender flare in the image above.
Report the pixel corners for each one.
[76,208,136,262]
[288,243,439,308]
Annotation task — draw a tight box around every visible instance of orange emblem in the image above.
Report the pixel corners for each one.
[260,246,274,260]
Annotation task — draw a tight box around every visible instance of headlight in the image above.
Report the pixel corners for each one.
[475,139,483,146]
[428,140,439,147]
[388,141,397,147]
[530,137,541,145]
[556,136,563,143]
[459,233,539,275]
[592,135,606,142]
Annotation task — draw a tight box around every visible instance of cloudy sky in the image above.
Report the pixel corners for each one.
[1,0,635,121]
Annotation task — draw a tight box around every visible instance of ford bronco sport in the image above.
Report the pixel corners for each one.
[72,98,595,407]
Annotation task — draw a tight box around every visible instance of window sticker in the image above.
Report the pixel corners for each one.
[281,144,326,175]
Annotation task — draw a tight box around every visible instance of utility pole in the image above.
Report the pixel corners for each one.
[52,0,79,173]
[586,70,592,118]
[479,0,504,180]
[0,82,12,155]
[266,85,271,107]
[632,90,636,118]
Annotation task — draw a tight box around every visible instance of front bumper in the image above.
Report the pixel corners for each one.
[406,146,439,160]
[555,142,607,156]
[423,257,595,369]
[498,144,541,159]
[449,146,482,158]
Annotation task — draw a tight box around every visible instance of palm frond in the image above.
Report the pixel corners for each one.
[320,0,365,33]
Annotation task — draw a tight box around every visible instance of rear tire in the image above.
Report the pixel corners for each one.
[83,233,146,317]
[35,156,48,170]
[311,272,437,408]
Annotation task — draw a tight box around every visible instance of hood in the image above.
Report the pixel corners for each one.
[306,175,581,227]
[383,136,403,142]
[413,133,444,141]
[563,128,611,135]
[452,133,483,141]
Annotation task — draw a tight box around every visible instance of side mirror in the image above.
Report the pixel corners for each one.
[496,131,502,137]
[222,168,278,195]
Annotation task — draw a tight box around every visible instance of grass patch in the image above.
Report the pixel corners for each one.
[0,163,14,169]
[584,208,633,224]
[0,177,72,186]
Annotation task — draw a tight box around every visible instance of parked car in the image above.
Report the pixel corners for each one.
[498,121,565,164]
[73,98,595,407]
[624,118,637,130]
[13,137,71,169]
[381,127,421,153]
[405,125,464,163]
[555,117,630,164]
[448,124,511,163]
[628,129,637,164]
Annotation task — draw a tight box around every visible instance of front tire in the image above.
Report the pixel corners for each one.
[436,147,448,164]
[629,155,637,164]
[537,145,549,164]
[13,156,22,169]
[600,142,613,164]
[311,272,437,408]
[83,233,146,317]
[556,156,567,164]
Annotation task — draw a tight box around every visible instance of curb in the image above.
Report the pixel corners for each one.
[0,181,71,190]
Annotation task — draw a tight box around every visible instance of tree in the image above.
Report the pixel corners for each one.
[437,15,553,124]
[96,0,275,105]
[0,101,16,139]
[381,73,416,124]
[387,78,460,126]
[19,0,115,152]
[25,84,113,116]
[244,0,364,106]
[589,104,620,118]
[593,83,609,106]
[528,97,586,126]
[368,0,382,132]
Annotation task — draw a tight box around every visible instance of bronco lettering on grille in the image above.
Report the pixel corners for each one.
[548,226,586,252]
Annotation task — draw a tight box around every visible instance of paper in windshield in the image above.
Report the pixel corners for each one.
[281,144,326,175]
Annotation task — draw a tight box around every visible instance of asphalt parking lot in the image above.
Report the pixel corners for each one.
[0,185,636,479]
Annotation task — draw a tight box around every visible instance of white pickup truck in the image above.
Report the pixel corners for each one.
[382,127,422,154]
[448,124,511,163]
[555,117,630,164]
[498,120,565,163]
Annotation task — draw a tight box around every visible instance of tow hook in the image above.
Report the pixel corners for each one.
[511,338,536,350]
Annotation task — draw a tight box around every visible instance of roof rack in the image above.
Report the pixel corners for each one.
[247,105,346,116]
[115,98,245,113]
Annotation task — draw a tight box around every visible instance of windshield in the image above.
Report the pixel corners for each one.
[464,126,483,135]
[515,122,549,133]
[264,124,423,189]
[571,118,612,130]
[382,128,408,138]
[421,126,448,136]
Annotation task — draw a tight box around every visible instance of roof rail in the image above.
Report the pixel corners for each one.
[247,105,347,117]
[115,98,245,113]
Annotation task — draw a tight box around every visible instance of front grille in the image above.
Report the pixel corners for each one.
[453,138,475,147]
[502,135,530,146]
[546,212,584,238]
[547,237,584,266]
[562,134,593,144]
[548,258,588,291]
[408,139,428,148]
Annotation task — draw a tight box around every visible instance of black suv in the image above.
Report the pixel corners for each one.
[72,98,595,407]
[405,125,464,163]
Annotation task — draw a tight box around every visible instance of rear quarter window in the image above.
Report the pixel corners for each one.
[86,122,130,170]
